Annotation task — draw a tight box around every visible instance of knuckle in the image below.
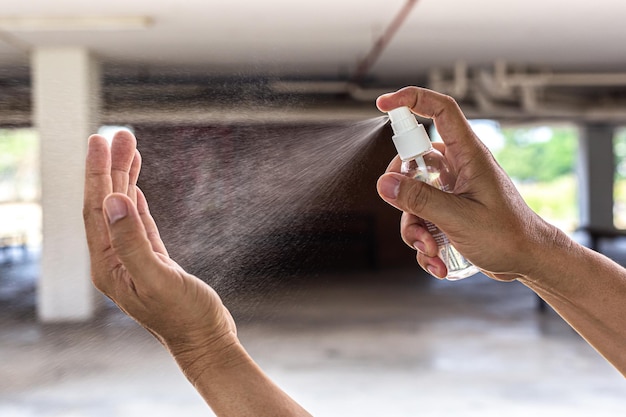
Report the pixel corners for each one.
[404,182,429,215]
[400,216,426,250]
[436,93,461,117]
[441,93,458,107]
[415,227,439,257]
[145,230,161,243]
[109,227,142,257]
[83,206,96,222]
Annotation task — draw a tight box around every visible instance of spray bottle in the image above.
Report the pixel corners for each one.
[387,106,479,280]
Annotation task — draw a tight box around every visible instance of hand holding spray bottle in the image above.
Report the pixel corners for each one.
[387,106,479,280]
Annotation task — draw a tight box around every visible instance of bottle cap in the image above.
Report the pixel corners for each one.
[388,106,432,160]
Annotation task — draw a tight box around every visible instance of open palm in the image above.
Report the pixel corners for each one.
[83,131,236,353]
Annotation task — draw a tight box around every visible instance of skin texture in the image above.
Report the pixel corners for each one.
[376,87,626,375]
[83,132,312,417]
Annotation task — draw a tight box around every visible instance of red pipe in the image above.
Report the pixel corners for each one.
[350,0,419,85]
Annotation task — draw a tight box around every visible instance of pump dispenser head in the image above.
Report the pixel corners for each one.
[388,106,432,160]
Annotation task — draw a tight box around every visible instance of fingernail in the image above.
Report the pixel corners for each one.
[414,241,426,253]
[379,175,401,199]
[104,196,128,224]
[427,265,444,280]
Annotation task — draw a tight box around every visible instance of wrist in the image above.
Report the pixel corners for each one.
[168,330,249,385]
[519,218,577,284]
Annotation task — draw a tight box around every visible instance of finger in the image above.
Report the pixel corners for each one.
[376,87,478,151]
[103,193,166,288]
[128,150,142,205]
[377,172,459,227]
[110,130,137,195]
[417,252,447,279]
[84,135,113,257]
[136,187,169,257]
[400,212,438,257]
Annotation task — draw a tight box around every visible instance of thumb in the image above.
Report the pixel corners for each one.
[103,193,162,282]
[377,172,458,225]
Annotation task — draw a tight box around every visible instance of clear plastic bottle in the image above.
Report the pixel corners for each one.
[387,106,479,280]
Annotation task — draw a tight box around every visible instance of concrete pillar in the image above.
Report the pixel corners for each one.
[578,123,616,230]
[32,47,101,322]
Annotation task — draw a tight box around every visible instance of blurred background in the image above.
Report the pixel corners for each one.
[1,0,625,415]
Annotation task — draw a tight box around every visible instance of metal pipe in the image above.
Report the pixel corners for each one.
[350,0,419,85]
[102,105,380,125]
[507,72,626,87]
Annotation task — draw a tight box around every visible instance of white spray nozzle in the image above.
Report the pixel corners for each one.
[387,106,432,160]
[388,107,418,134]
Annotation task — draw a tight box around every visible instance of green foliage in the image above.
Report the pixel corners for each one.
[493,126,578,182]
[486,124,579,232]
[0,129,38,178]
[515,175,578,231]
[613,128,626,181]
[614,178,626,229]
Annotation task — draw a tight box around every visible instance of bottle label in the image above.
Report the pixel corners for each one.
[425,220,449,246]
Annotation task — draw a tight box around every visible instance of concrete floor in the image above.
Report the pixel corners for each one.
[0,246,625,417]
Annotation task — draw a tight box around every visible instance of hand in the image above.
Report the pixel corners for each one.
[83,131,237,363]
[375,87,565,281]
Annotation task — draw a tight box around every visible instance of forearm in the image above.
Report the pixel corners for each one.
[520,229,626,375]
[172,338,313,417]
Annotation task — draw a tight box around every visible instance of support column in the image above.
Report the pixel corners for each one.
[32,47,101,322]
[578,123,616,230]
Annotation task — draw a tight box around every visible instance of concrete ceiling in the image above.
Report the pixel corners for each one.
[2,0,626,123]
[1,0,625,82]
